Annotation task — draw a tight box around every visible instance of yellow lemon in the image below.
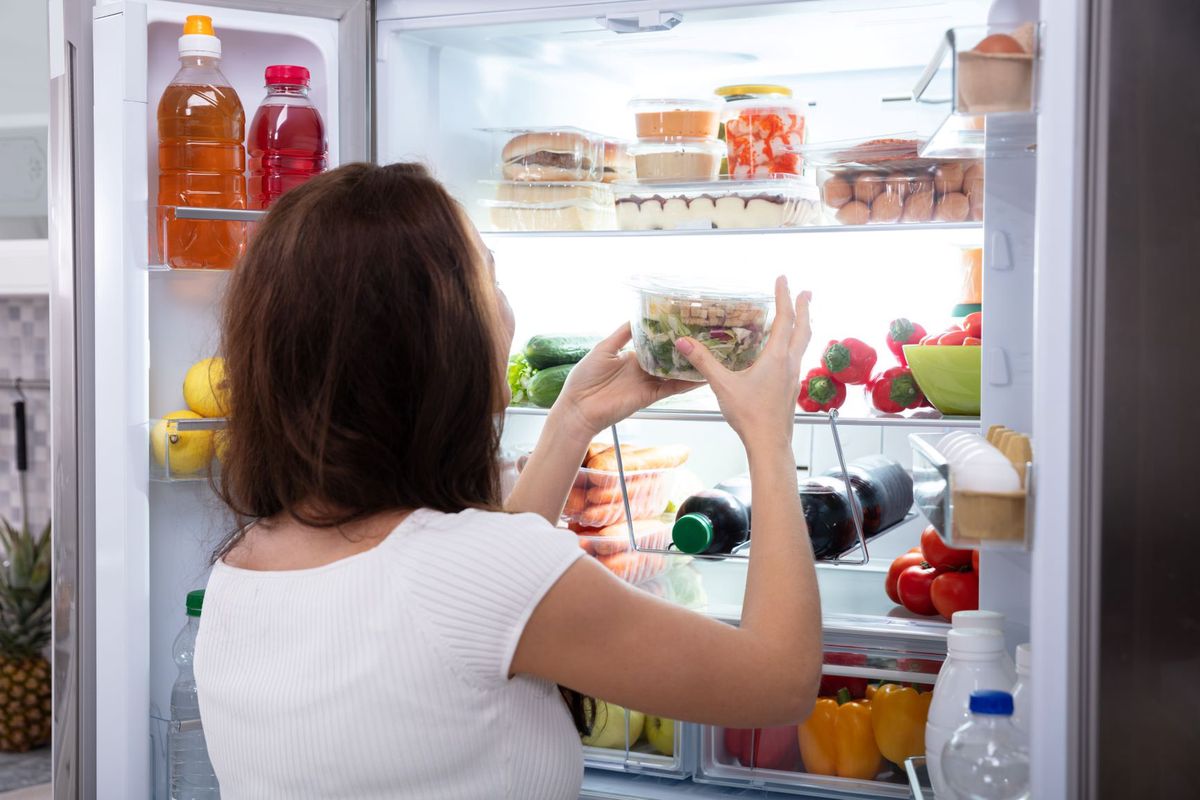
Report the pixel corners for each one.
[183,357,229,418]
[213,428,230,465]
[151,410,214,477]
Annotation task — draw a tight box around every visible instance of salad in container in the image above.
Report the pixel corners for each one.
[630,277,774,381]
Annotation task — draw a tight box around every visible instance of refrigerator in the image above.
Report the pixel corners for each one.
[46,0,1118,797]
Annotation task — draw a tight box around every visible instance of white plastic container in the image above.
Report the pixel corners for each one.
[1011,643,1031,735]
[952,610,1017,675]
[926,629,1018,800]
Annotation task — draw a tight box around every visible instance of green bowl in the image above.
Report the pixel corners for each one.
[903,345,981,416]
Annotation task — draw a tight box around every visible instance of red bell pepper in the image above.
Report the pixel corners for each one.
[798,367,847,412]
[821,338,877,385]
[867,367,925,413]
[886,318,927,366]
[962,312,982,338]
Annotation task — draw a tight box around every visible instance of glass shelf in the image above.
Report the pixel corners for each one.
[507,405,980,429]
[484,221,983,239]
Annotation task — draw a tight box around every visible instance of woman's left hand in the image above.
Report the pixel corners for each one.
[553,323,697,441]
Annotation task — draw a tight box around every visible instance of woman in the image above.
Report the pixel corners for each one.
[194,162,822,799]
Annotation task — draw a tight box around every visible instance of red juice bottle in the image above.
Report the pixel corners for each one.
[247,65,327,209]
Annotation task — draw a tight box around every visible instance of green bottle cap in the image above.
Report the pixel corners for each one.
[186,589,205,617]
[672,513,714,554]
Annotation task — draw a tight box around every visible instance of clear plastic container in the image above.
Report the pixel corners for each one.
[630,277,774,381]
[716,85,808,179]
[601,138,635,184]
[613,179,820,230]
[478,180,615,231]
[483,126,604,182]
[564,465,678,528]
[630,98,721,139]
[573,519,672,584]
[941,691,1030,800]
[583,701,691,778]
[630,138,724,183]
[802,135,984,225]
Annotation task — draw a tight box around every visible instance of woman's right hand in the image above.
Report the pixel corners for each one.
[675,277,812,450]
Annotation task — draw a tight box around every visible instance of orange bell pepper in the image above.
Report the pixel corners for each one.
[868,683,933,767]
[797,688,883,780]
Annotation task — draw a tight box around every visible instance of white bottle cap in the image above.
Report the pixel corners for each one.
[178,15,222,59]
[952,609,1005,632]
[947,628,1005,655]
[1015,642,1032,674]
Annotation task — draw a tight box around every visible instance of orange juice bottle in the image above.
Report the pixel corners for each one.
[156,15,247,269]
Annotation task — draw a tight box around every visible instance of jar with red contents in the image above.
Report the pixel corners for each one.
[716,84,808,179]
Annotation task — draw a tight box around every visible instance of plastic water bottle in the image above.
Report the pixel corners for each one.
[942,690,1030,800]
[169,590,219,799]
[247,64,327,209]
[926,628,1017,799]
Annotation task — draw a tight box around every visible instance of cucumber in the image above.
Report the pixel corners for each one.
[524,335,595,370]
[527,363,573,408]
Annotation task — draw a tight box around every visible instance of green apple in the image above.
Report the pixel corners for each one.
[581,701,645,750]
[643,715,675,756]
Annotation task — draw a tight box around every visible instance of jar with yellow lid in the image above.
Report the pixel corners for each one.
[716,84,808,179]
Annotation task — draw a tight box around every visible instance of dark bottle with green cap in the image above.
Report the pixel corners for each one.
[672,489,750,556]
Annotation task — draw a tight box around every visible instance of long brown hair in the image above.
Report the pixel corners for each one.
[213,162,592,735]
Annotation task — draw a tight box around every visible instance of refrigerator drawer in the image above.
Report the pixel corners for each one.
[695,643,942,798]
[582,712,694,779]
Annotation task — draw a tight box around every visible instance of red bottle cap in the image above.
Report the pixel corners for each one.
[264,65,310,86]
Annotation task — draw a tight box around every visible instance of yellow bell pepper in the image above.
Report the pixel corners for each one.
[868,683,933,767]
[797,688,883,780]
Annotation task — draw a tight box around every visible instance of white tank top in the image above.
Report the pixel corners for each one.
[195,507,585,799]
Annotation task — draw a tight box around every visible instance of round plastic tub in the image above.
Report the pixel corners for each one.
[630,98,721,139]
[717,85,808,179]
[630,277,774,381]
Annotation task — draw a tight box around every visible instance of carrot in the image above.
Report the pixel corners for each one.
[586,475,662,506]
[564,486,587,516]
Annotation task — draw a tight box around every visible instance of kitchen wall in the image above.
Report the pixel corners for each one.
[0,296,50,530]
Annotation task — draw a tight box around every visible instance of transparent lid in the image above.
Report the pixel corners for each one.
[629,98,721,112]
[613,177,818,197]
[628,274,775,303]
[799,133,934,167]
[480,125,601,139]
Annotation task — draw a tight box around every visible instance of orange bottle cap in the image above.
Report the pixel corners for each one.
[183,15,214,36]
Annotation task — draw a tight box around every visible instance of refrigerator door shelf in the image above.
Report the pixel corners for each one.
[150,206,265,271]
[148,417,225,483]
[912,23,1041,159]
[910,432,1032,550]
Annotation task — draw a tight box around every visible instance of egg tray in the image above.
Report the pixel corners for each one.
[909,428,1032,549]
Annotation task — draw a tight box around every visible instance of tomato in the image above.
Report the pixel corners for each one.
[972,549,980,572]
[920,525,974,570]
[886,551,927,605]
[897,563,941,616]
[963,337,981,346]
[962,312,982,338]
[919,333,940,345]
[931,570,980,619]
[937,330,970,346]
